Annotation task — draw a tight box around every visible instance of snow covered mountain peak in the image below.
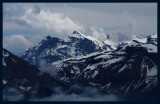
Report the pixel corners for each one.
[118,39,157,53]
[70,30,90,40]
[150,33,157,38]
[128,40,142,46]
[70,31,104,47]
[133,35,147,43]
[104,39,116,46]
[72,31,85,38]
[20,31,108,67]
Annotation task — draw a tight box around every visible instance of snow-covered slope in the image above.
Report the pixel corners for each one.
[104,33,157,51]
[104,39,115,46]
[70,31,104,48]
[118,40,157,53]
[103,39,117,50]
[20,31,114,68]
[133,33,157,45]
[133,36,147,43]
[48,40,157,101]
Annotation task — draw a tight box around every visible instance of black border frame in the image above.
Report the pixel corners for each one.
[1,0,159,104]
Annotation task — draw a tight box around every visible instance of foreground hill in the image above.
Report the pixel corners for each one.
[3,48,68,101]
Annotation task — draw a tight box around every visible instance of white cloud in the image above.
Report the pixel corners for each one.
[88,11,137,42]
[3,21,28,31]
[3,3,157,43]
[3,3,157,35]
[90,27,107,41]
[3,34,33,55]
[13,7,84,34]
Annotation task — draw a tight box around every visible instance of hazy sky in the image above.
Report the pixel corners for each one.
[3,3,157,55]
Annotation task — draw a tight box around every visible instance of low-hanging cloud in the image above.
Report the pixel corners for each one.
[3,88,24,101]
[3,34,33,55]
[32,93,119,101]
[116,30,134,42]
[89,11,136,42]
[90,27,107,42]
[32,85,121,101]
[3,84,121,101]
[101,11,136,42]
[114,11,136,42]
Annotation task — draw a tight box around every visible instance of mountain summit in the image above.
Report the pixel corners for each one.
[20,31,114,68]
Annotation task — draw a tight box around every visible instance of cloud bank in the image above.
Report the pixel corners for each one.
[33,93,119,101]
[3,84,122,101]
[32,86,121,101]
[90,27,107,42]
[4,5,84,34]
[3,3,157,55]
[3,34,33,55]
[3,88,24,101]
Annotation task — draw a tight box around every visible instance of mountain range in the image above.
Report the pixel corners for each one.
[3,31,158,101]
[20,31,114,68]
[48,38,157,100]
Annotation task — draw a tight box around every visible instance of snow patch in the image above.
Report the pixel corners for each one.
[19,86,32,92]
[101,82,111,89]
[19,86,25,91]
[141,44,157,53]
[150,33,157,38]
[85,64,97,71]
[26,86,32,91]
[3,51,9,57]
[3,51,10,66]
[89,82,100,87]
[104,39,116,46]
[3,58,6,66]
[92,70,98,78]
[71,31,104,47]
[133,36,147,43]
[32,57,35,60]
[146,66,157,77]
[118,65,127,73]
[11,58,16,63]
[141,56,157,77]
[3,79,7,84]
[71,70,74,74]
